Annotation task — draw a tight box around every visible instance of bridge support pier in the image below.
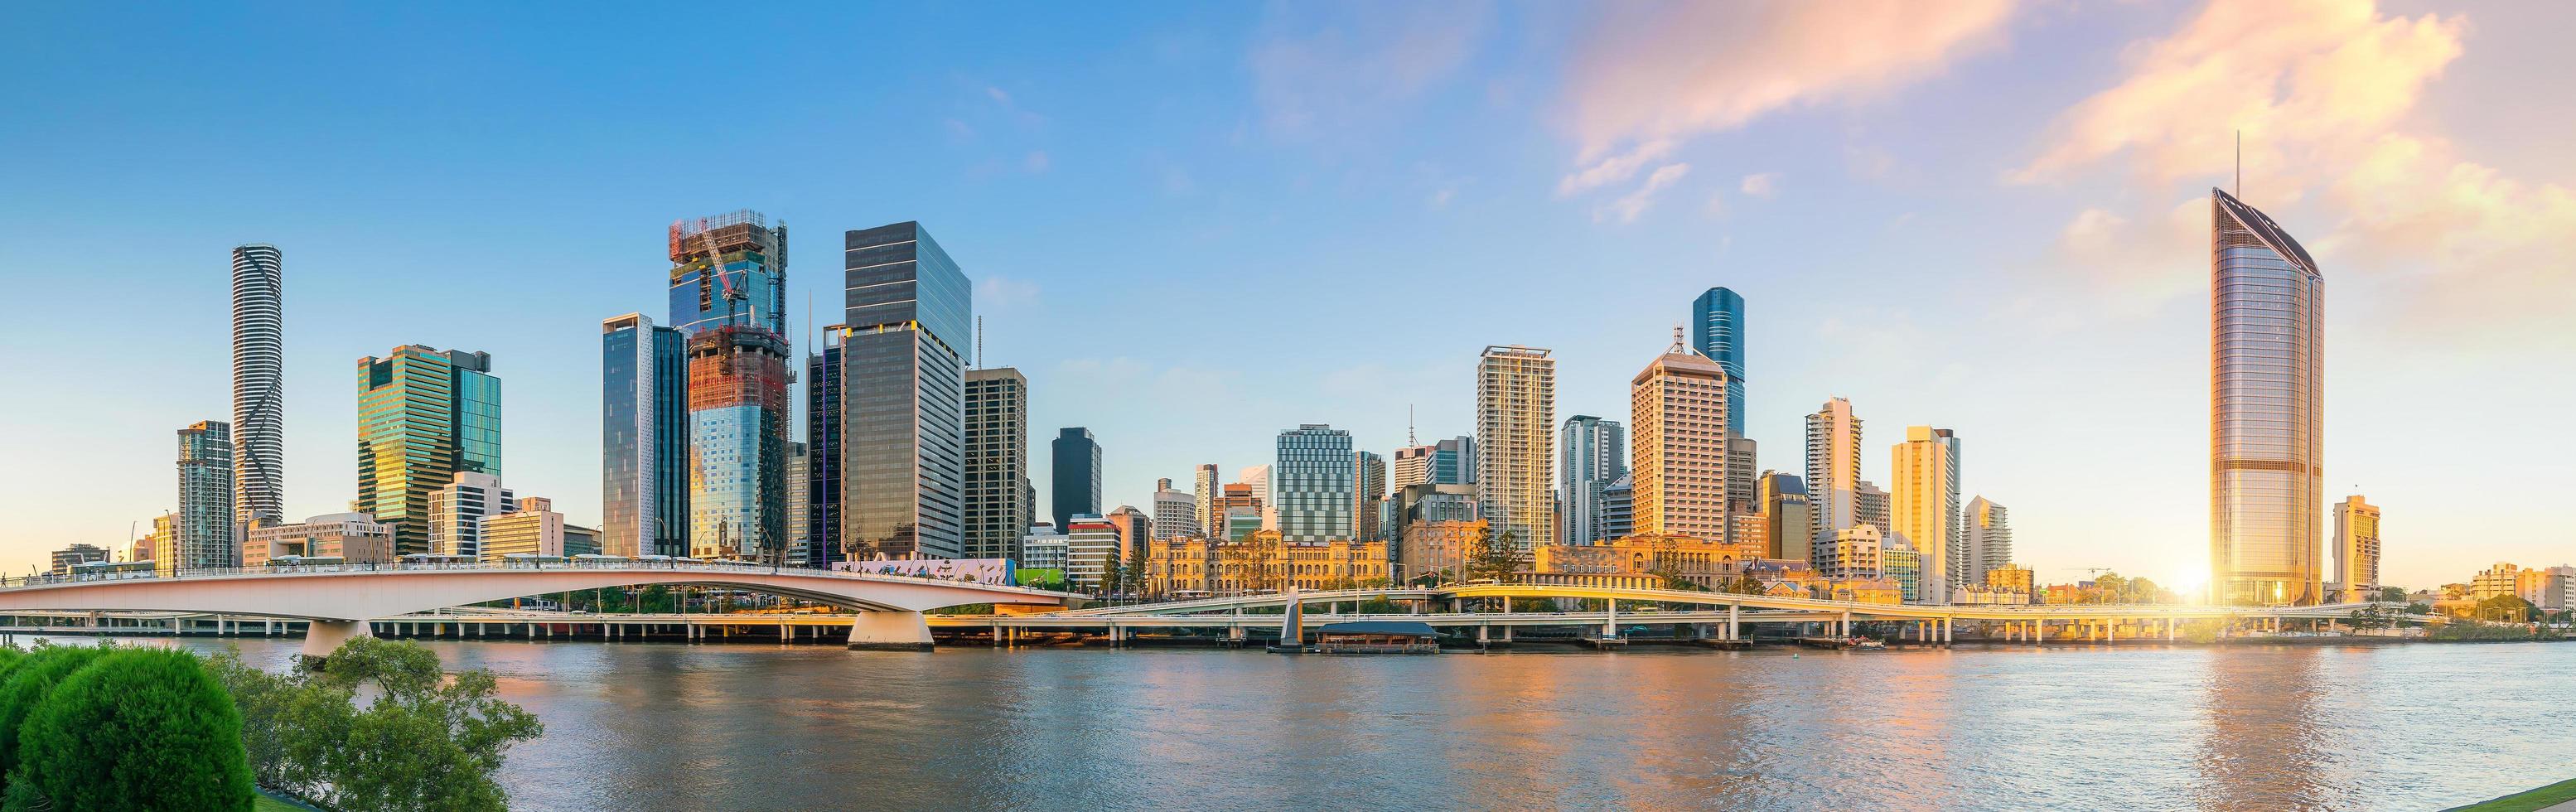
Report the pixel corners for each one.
[299,620,374,662]
[847,611,934,651]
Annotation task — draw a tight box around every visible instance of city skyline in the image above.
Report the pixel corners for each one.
[7,2,2574,591]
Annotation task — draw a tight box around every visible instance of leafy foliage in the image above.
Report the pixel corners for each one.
[1464,528,1525,584]
[10,649,256,811]
[0,644,109,777]
[210,637,541,812]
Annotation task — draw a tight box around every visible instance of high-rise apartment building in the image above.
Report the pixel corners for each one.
[1689,287,1748,437]
[804,334,843,568]
[2332,495,2380,604]
[1629,335,1731,543]
[1477,346,1554,553]
[1274,425,1356,544]
[1758,471,1812,565]
[1804,398,1863,548]
[687,325,791,561]
[356,346,500,555]
[1153,478,1198,540]
[1965,496,2012,592]
[175,421,235,573]
[1559,414,1627,545]
[230,244,286,530]
[1355,451,1386,542]
[1599,476,1633,540]
[667,210,788,336]
[1051,428,1103,532]
[836,221,970,561]
[428,472,515,559]
[964,368,1031,560]
[1237,465,1274,530]
[1891,426,1962,600]
[785,442,810,565]
[602,313,689,558]
[2210,188,2325,606]
[1431,437,1476,486]
[1392,444,1433,491]
[1192,464,1220,540]
[1853,481,1890,539]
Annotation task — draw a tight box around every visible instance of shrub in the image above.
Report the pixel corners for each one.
[10,649,255,811]
[215,637,539,812]
[0,645,109,776]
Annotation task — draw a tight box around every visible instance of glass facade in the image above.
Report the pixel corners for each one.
[838,222,969,560]
[667,210,788,336]
[1273,424,1355,543]
[1559,414,1627,545]
[175,420,234,574]
[602,314,688,558]
[356,346,499,555]
[1051,428,1101,531]
[964,368,1030,560]
[805,337,843,568]
[2210,189,2324,606]
[230,244,285,528]
[1689,287,1748,437]
[687,326,791,560]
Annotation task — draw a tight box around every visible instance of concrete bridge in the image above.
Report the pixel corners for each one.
[0,560,1075,656]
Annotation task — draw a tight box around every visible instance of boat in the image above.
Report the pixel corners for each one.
[1853,638,1887,650]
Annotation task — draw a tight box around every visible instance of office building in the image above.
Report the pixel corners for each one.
[1854,481,1891,538]
[1476,346,1554,553]
[1891,426,1962,599]
[964,368,1031,560]
[687,325,792,561]
[2471,563,2525,602]
[230,244,287,530]
[836,221,970,561]
[2332,495,2380,604]
[1600,475,1634,540]
[1356,451,1386,543]
[785,442,810,565]
[1052,428,1102,532]
[1064,515,1119,592]
[1211,481,1266,540]
[1238,464,1274,530]
[481,497,569,560]
[1105,505,1153,566]
[1153,478,1198,540]
[1559,414,1627,545]
[1965,496,2013,592]
[1758,471,1813,565]
[1821,524,1883,580]
[1431,436,1476,485]
[1882,534,1924,603]
[2210,188,2325,606]
[1804,397,1863,549]
[356,346,500,555]
[1274,425,1356,544]
[1020,524,1070,573]
[666,210,788,336]
[1629,333,1731,543]
[50,544,107,576]
[601,313,689,558]
[1192,464,1220,540]
[1392,444,1433,491]
[1689,287,1748,437]
[176,420,236,572]
[805,333,843,567]
[244,513,394,567]
[143,513,176,573]
[428,472,515,559]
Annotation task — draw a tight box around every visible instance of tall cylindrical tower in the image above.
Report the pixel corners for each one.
[230,244,286,528]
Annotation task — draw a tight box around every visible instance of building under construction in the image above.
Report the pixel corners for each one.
[668,209,788,336]
[667,209,794,562]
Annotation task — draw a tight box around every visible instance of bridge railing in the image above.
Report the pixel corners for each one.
[0,558,1042,592]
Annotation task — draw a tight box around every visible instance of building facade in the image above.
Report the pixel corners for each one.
[2210,188,2326,606]
[1758,471,1812,565]
[480,497,568,560]
[1273,425,1356,544]
[49,544,107,575]
[428,472,514,559]
[1804,397,1863,552]
[1630,336,1732,544]
[1476,346,1554,553]
[1689,287,1748,437]
[1153,478,1198,540]
[356,346,500,555]
[1965,495,2012,592]
[805,334,843,568]
[687,325,792,561]
[837,221,970,561]
[666,210,788,336]
[964,368,1030,561]
[1559,414,1627,545]
[1144,533,1389,597]
[230,244,287,530]
[1355,451,1386,543]
[602,313,689,558]
[176,421,235,572]
[1853,481,1890,538]
[1890,426,1962,601]
[245,513,394,567]
[1192,464,1220,542]
[2332,495,2380,604]
[1051,428,1102,532]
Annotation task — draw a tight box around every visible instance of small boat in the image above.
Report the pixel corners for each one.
[1852,638,1887,650]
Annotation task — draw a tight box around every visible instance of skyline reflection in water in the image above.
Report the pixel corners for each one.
[131,638,2576,811]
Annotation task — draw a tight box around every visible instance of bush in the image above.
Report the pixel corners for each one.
[9,649,255,811]
[0,645,109,776]
[213,637,540,812]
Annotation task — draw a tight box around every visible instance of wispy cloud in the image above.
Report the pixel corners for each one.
[1600,162,1691,223]
[1738,172,1781,199]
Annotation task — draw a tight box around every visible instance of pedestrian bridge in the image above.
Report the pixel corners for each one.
[0,560,1075,656]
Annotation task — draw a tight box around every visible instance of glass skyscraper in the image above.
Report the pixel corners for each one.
[837,221,969,561]
[805,335,843,568]
[1689,287,1747,437]
[602,313,688,558]
[1559,415,1626,545]
[964,368,1031,561]
[687,325,792,561]
[1273,424,1355,544]
[2210,188,2324,606]
[230,244,285,529]
[1051,428,1101,532]
[175,420,234,573]
[356,346,500,555]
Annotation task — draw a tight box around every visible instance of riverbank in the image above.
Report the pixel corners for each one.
[2445,778,2576,811]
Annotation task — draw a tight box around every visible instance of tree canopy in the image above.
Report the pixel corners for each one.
[10,648,255,811]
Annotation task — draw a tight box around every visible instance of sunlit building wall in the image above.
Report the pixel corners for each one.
[687,326,791,561]
[1477,346,1555,553]
[1689,287,1748,437]
[356,346,500,556]
[2209,188,2325,606]
[1965,496,2012,591]
[230,244,286,529]
[175,421,235,573]
[838,221,969,561]
[1891,426,1962,601]
[1804,398,1863,552]
[602,313,689,558]
[2332,495,2380,603]
[1559,414,1626,545]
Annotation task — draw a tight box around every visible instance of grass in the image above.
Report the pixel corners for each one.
[254,789,318,811]
[2446,777,2576,812]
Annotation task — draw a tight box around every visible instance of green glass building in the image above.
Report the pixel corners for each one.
[357,346,500,555]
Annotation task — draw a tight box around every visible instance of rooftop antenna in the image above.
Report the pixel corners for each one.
[1408,405,1417,446]
[2235,129,2241,197]
[975,316,984,370]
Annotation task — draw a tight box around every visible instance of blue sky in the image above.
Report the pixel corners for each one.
[5,1,2570,589]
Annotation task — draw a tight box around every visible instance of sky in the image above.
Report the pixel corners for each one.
[3,0,2571,590]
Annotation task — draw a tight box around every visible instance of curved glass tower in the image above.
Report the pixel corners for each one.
[230,244,285,528]
[1689,288,1747,437]
[2209,189,2323,606]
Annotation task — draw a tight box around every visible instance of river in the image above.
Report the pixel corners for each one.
[50,636,2576,810]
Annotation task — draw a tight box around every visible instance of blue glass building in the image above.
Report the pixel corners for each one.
[667,210,788,336]
[835,221,969,561]
[602,313,689,558]
[1689,287,1747,437]
[1273,424,1355,544]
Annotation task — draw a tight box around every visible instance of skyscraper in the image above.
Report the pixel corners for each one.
[1192,464,1220,540]
[1965,495,2012,589]
[1758,471,1812,564]
[2333,495,2380,603]
[1354,452,1386,543]
[1853,481,1890,538]
[1274,425,1356,544]
[1629,333,1733,543]
[1431,437,1476,486]
[1804,398,1863,548]
[176,421,234,573]
[1891,426,1962,600]
[602,313,689,558]
[1153,478,1198,540]
[2211,188,2326,606]
[1051,428,1103,532]
[805,332,843,568]
[230,244,285,530]
[356,346,500,555]
[837,221,970,561]
[964,368,1031,561]
[1689,287,1748,437]
[1391,444,1433,491]
[785,442,810,565]
[667,210,788,336]
[1237,464,1273,530]
[1559,414,1627,545]
[1476,346,1554,553]
[687,325,792,561]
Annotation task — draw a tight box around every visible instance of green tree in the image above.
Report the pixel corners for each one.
[9,649,255,811]
[205,647,352,797]
[0,644,109,776]
[1465,529,1524,584]
[2376,586,2409,603]
[2477,594,2537,623]
[209,638,540,812]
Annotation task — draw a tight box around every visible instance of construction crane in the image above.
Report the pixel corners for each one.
[698,229,742,306]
